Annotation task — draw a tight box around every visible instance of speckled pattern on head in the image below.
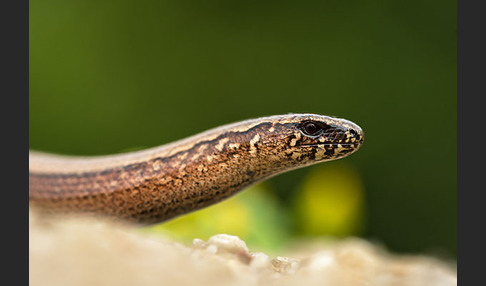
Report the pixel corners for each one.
[29,114,364,224]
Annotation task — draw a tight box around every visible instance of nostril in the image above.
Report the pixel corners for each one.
[349,129,357,136]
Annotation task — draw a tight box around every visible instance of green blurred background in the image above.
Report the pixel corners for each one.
[29,0,456,257]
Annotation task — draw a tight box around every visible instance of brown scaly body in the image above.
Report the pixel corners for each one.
[29,114,364,224]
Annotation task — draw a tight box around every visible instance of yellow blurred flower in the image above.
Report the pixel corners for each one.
[293,162,365,237]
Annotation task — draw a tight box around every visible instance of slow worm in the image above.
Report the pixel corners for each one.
[29,113,364,224]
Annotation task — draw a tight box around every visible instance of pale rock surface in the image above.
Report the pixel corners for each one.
[29,211,456,286]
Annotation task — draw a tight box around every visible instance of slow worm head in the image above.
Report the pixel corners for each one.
[29,113,364,224]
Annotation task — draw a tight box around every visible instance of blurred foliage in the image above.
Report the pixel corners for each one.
[144,183,291,254]
[144,164,364,254]
[293,163,365,237]
[29,0,456,257]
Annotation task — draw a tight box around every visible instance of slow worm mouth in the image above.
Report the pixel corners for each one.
[300,143,362,148]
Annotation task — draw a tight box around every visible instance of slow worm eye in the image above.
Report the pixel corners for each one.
[305,123,317,133]
[302,122,322,136]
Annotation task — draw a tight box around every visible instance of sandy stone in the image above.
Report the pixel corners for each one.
[29,211,456,286]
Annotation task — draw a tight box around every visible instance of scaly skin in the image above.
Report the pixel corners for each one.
[29,114,364,224]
